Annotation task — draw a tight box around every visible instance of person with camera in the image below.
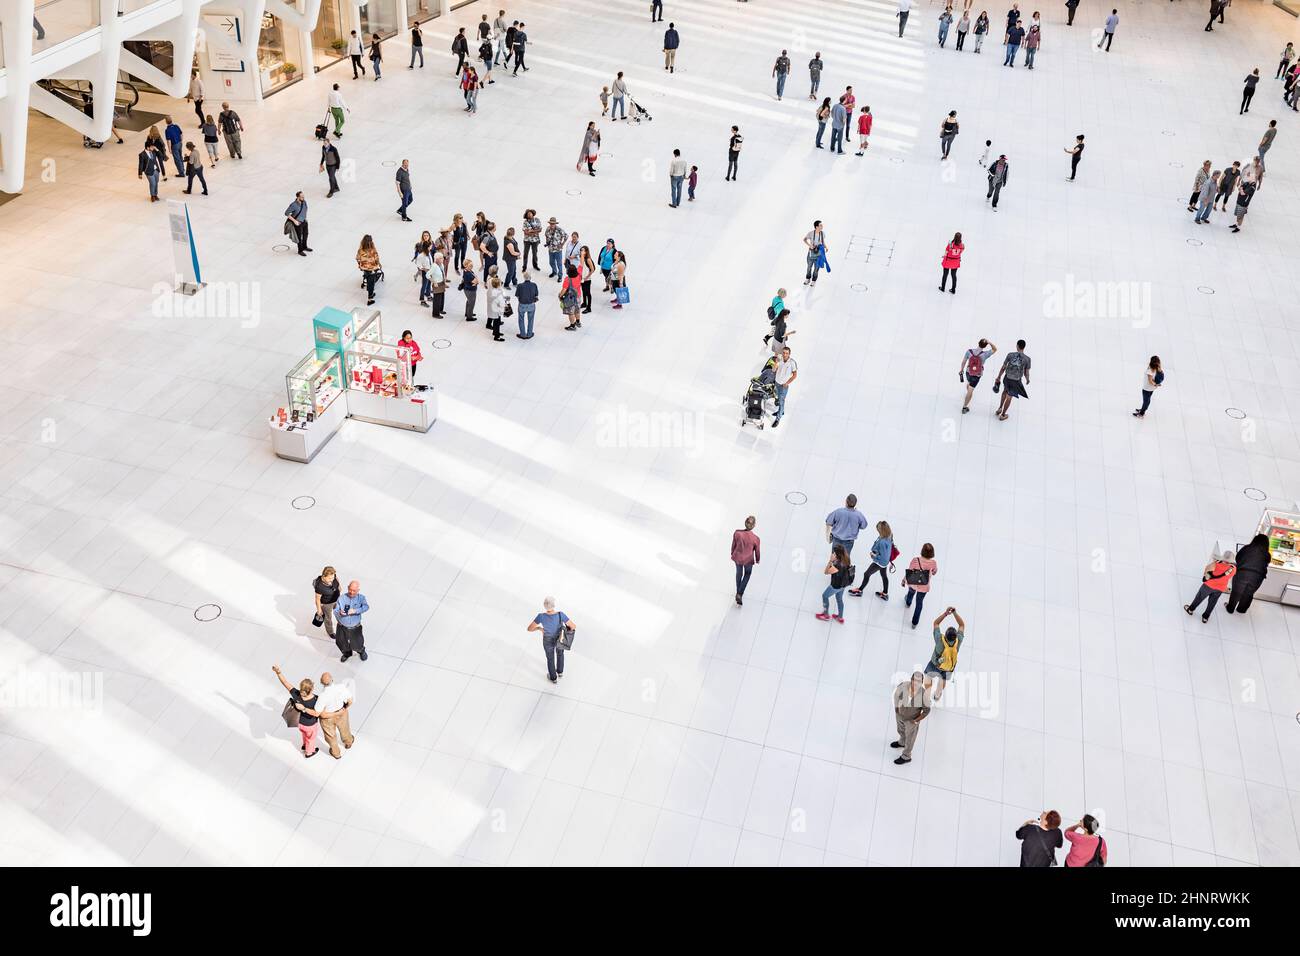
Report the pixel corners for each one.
[528,597,576,683]
[926,606,965,700]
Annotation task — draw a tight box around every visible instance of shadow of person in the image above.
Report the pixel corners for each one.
[215,691,284,743]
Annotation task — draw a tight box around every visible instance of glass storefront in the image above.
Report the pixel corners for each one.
[257,12,304,96]
[32,0,100,53]
[311,0,347,72]
[409,0,440,24]
[358,0,400,40]
[122,40,175,93]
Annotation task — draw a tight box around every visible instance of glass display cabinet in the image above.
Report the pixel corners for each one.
[270,351,348,462]
[1240,508,1300,606]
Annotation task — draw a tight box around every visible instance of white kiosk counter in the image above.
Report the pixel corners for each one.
[270,351,347,462]
[343,312,436,432]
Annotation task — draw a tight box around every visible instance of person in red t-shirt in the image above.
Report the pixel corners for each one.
[940,232,964,294]
[731,516,761,606]
[397,330,422,384]
[855,107,873,156]
[1185,551,1236,623]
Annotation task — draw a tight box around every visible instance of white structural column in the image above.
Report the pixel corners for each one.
[0,0,39,193]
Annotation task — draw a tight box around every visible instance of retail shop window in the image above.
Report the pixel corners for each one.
[259,12,305,96]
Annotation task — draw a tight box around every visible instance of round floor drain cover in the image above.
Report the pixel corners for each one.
[291,495,316,510]
[273,243,290,253]
[1225,407,1246,419]
[565,188,582,196]
[1168,161,1183,168]
[194,603,222,622]
[1186,238,1202,246]
[889,157,904,164]
[381,160,396,167]
[431,338,451,349]
[785,492,807,505]
[1244,488,1266,501]
[850,283,867,292]
[1197,286,1215,295]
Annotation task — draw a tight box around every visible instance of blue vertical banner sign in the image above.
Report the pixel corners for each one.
[166,199,204,295]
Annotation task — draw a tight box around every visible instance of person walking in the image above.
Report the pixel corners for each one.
[993,338,1030,420]
[651,0,663,21]
[925,606,965,700]
[1241,69,1260,113]
[502,228,520,289]
[1004,17,1024,65]
[1277,42,1295,79]
[1230,178,1256,233]
[804,220,828,284]
[1215,161,1241,211]
[348,29,366,78]
[511,22,528,75]
[815,97,832,149]
[369,33,383,80]
[669,149,688,206]
[478,33,495,86]
[938,6,954,47]
[187,71,205,125]
[663,22,680,72]
[395,159,413,222]
[577,121,598,173]
[285,191,311,256]
[1065,134,1084,180]
[1016,812,1064,866]
[897,0,912,36]
[522,209,542,272]
[940,232,964,293]
[164,115,185,177]
[452,27,469,75]
[773,49,791,100]
[1205,0,1221,31]
[815,544,853,623]
[1225,534,1271,613]
[356,235,382,306]
[1024,12,1041,67]
[217,102,243,159]
[1258,120,1278,161]
[1063,816,1107,867]
[1065,0,1078,25]
[409,20,424,68]
[527,597,575,683]
[772,345,797,427]
[327,83,349,137]
[545,217,565,280]
[504,21,519,67]
[902,544,938,629]
[960,338,997,414]
[890,672,932,765]
[314,672,355,759]
[1194,169,1220,223]
[136,141,164,203]
[201,115,220,165]
[334,580,369,662]
[986,153,1009,209]
[1184,550,1236,622]
[493,9,509,62]
[688,165,698,201]
[808,52,824,98]
[182,141,208,195]
[848,520,894,600]
[830,98,847,154]
[272,667,322,758]
[726,126,743,180]
[1098,9,1117,50]
[956,10,970,49]
[515,271,538,338]
[824,494,867,555]
[974,9,989,51]
[611,71,629,121]
[1134,355,1164,417]
[940,110,959,159]
[311,566,341,641]
[855,106,873,155]
[320,135,341,197]
[731,516,761,606]
[1187,160,1212,210]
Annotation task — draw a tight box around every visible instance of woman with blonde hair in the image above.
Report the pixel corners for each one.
[312,565,340,638]
[849,520,895,601]
[356,234,382,305]
[272,667,321,758]
[486,274,508,342]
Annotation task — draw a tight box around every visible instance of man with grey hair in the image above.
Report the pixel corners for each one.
[527,597,576,683]
[315,672,355,758]
[891,671,932,765]
[335,580,369,663]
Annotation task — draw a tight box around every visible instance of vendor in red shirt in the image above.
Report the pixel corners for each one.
[855,106,873,156]
[731,516,761,607]
[940,231,964,295]
[398,329,423,383]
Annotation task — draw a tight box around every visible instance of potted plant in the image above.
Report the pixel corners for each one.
[331,38,346,52]
[282,62,298,79]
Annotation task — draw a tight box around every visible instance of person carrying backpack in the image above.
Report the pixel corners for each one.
[815,544,854,623]
[849,521,895,600]
[993,338,1030,421]
[925,606,965,700]
[1134,355,1164,418]
[1063,815,1107,867]
[960,338,996,414]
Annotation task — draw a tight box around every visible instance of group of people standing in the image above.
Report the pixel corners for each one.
[136,94,243,202]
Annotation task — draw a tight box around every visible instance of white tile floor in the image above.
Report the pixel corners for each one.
[2,0,1300,866]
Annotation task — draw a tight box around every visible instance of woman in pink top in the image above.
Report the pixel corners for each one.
[731,516,760,607]
[903,543,938,629]
[1063,815,1107,867]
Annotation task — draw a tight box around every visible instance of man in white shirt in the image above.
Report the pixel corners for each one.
[897,0,912,36]
[347,30,366,79]
[315,672,355,758]
[327,84,349,137]
[668,148,688,207]
[773,346,798,427]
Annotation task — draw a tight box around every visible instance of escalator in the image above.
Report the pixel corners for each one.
[36,78,141,118]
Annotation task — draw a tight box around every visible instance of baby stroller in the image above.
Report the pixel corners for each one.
[628,98,653,124]
[740,363,778,429]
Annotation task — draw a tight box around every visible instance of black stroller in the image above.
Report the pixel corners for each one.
[628,98,653,124]
[740,362,778,429]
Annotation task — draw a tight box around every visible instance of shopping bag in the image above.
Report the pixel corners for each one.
[615,286,630,305]
[558,624,576,650]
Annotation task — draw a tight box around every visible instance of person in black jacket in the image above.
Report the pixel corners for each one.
[452,27,469,75]
[137,146,162,202]
[664,23,680,72]
[1226,533,1271,613]
[986,154,1009,209]
[320,137,342,197]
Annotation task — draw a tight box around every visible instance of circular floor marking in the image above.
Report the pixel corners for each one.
[291,495,316,510]
[850,282,868,292]
[565,188,582,196]
[1225,407,1246,419]
[1169,161,1183,168]
[381,160,396,167]
[432,338,452,349]
[1244,487,1267,501]
[785,492,808,506]
[1186,238,1202,246]
[194,603,222,622]
[1197,286,1215,295]
[272,243,290,252]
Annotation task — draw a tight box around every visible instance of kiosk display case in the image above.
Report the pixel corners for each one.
[270,352,347,462]
[1249,509,1300,606]
[343,314,433,432]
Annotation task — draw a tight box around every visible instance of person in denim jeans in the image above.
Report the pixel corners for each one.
[902,543,939,629]
[527,597,576,683]
[515,272,538,338]
[824,493,867,555]
[848,520,893,600]
[545,217,565,280]
[773,347,797,428]
[611,72,629,120]
[731,516,761,607]
[815,544,852,622]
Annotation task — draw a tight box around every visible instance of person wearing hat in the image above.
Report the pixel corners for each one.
[925,606,965,700]
[891,671,932,765]
[1184,550,1235,623]
[544,216,566,281]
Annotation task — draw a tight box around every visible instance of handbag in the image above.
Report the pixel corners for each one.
[558,623,575,650]
[311,612,323,628]
[282,697,301,728]
[504,301,514,317]
[615,285,630,305]
[904,567,930,587]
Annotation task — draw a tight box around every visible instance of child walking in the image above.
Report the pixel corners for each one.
[688,165,699,201]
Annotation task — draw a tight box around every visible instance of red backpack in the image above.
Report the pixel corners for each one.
[965,349,985,378]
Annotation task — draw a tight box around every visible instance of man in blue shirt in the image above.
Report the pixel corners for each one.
[334,580,369,662]
[825,494,868,555]
[164,116,185,177]
[527,597,576,683]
